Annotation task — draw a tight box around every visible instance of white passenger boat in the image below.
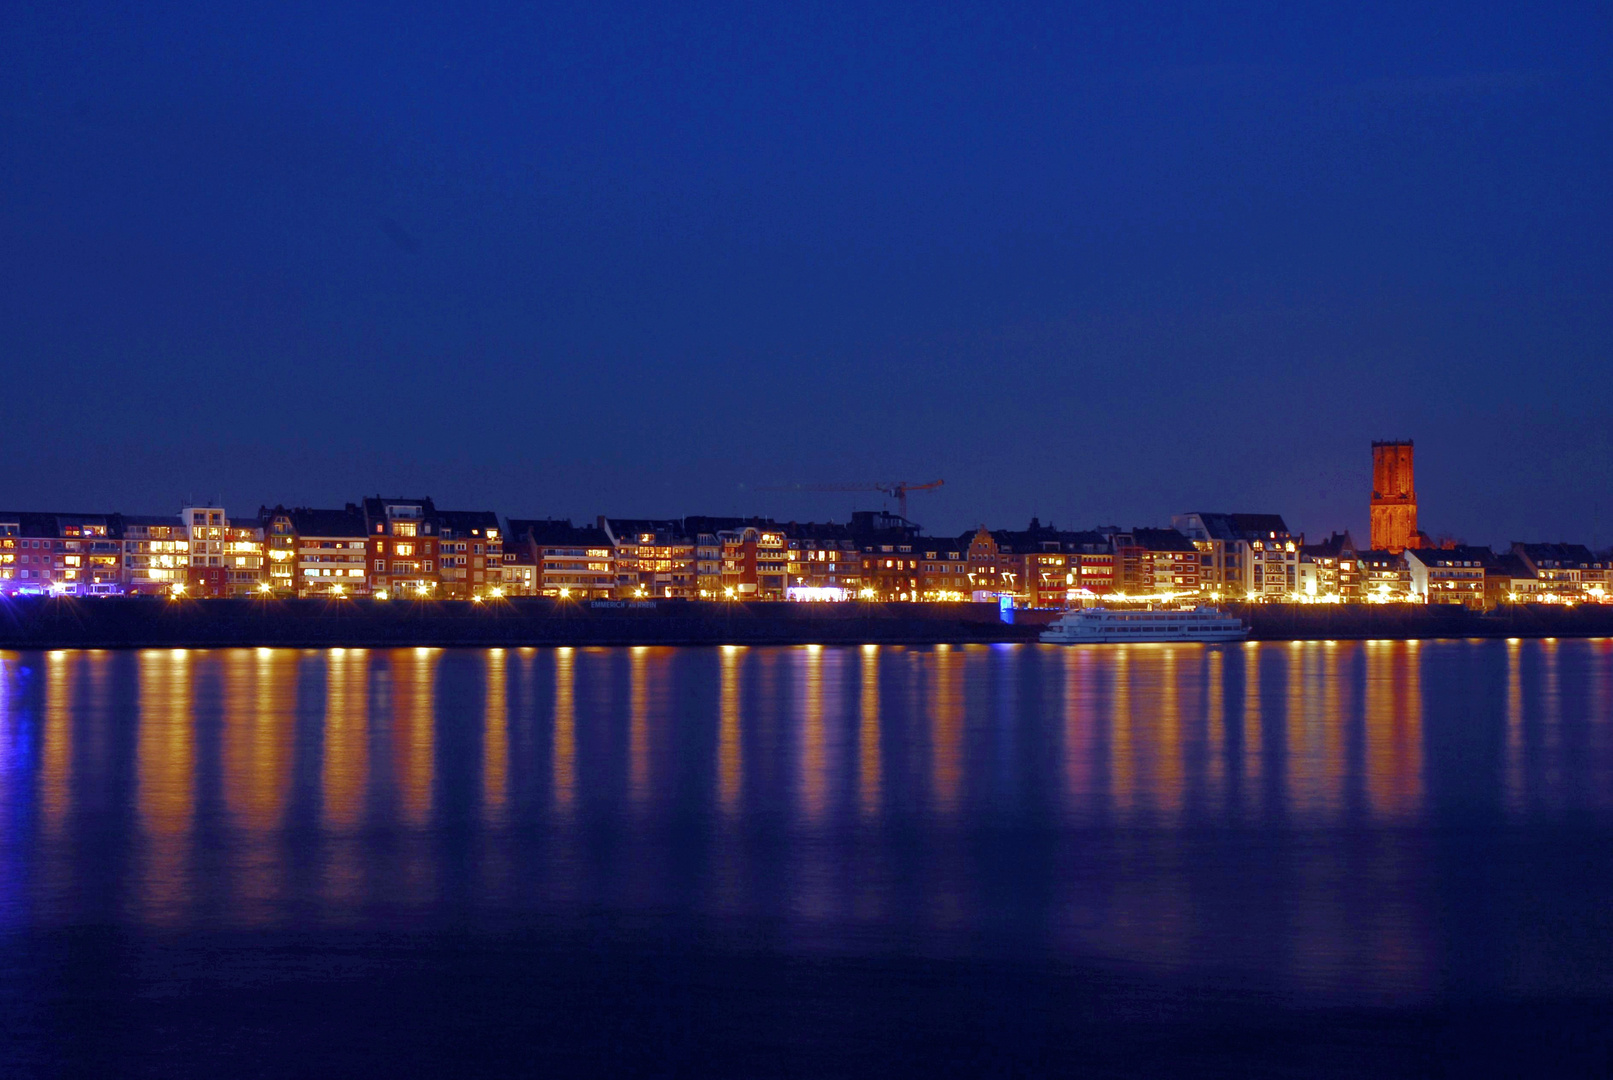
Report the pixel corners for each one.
[1040,606,1249,644]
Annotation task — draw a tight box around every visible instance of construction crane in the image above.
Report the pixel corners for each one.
[758,479,944,523]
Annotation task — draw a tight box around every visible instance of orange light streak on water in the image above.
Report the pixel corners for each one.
[137,649,192,926]
[859,645,881,820]
[930,645,963,815]
[553,647,576,814]
[484,648,508,823]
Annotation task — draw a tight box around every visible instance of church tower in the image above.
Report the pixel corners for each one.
[1370,440,1418,553]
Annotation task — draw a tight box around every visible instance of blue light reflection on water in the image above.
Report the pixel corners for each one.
[0,640,1610,1008]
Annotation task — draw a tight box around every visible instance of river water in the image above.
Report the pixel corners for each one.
[1,641,1610,1076]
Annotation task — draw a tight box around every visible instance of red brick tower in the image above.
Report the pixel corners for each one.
[1370,440,1418,553]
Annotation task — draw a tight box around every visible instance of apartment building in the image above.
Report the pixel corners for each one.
[0,512,123,595]
[436,510,503,599]
[601,518,696,598]
[1357,550,1413,601]
[361,497,439,598]
[1511,543,1610,602]
[504,518,615,598]
[1172,512,1300,599]
[500,546,537,596]
[786,523,863,597]
[1298,532,1360,600]
[180,506,230,596]
[260,505,371,597]
[1407,546,1492,607]
[121,515,189,594]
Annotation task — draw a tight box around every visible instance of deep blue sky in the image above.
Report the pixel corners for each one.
[2,2,1610,545]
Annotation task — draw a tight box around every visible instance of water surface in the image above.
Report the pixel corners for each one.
[1,641,1610,1075]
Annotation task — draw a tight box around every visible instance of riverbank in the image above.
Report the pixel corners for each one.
[1238,601,1613,641]
[0,596,1038,649]
[2,596,1612,649]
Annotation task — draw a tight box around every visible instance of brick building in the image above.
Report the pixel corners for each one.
[1370,440,1420,554]
[436,510,502,599]
[362,497,440,598]
[0,512,123,596]
[504,518,615,598]
[1114,528,1203,598]
[260,505,371,596]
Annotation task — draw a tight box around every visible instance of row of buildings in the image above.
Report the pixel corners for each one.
[1,498,1607,608]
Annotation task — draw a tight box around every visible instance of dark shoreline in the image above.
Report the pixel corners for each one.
[2,597,1612,649]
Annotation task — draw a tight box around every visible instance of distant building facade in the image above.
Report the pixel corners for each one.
[1511,543,1610,602]
[260,505,370,596]
[1357,549,1413,601]
[1173,512,1298,599]
[504,518,614,598]
[1407,546,1492,607]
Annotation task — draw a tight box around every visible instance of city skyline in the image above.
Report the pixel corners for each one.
[3,5,1610,547]
[5,434,1607,554]
[6,445,1608,607]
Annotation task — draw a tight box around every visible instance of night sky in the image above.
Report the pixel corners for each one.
[3,3,1610,546]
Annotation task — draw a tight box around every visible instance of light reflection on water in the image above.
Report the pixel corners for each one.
[2,640,1612,1005]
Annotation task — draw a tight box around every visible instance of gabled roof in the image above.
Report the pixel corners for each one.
[505,518,612,547]
[683,515,787,539]
[0,511,121,538]
[987,517,1066,553]
[1181,512,1293,541]
[435,509,500,538]
[1491,553,1536,580]
[781,520,858,543]
[1513,542,1604,569]
[1056,530,1114,552]
[1301,531,1356,560]
[1128,527,1200,554]
[361,496,439,522]
[260,505,368,538]
[910,537,966,559]
[1406,545,1494,567]
[600,518,691,544]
